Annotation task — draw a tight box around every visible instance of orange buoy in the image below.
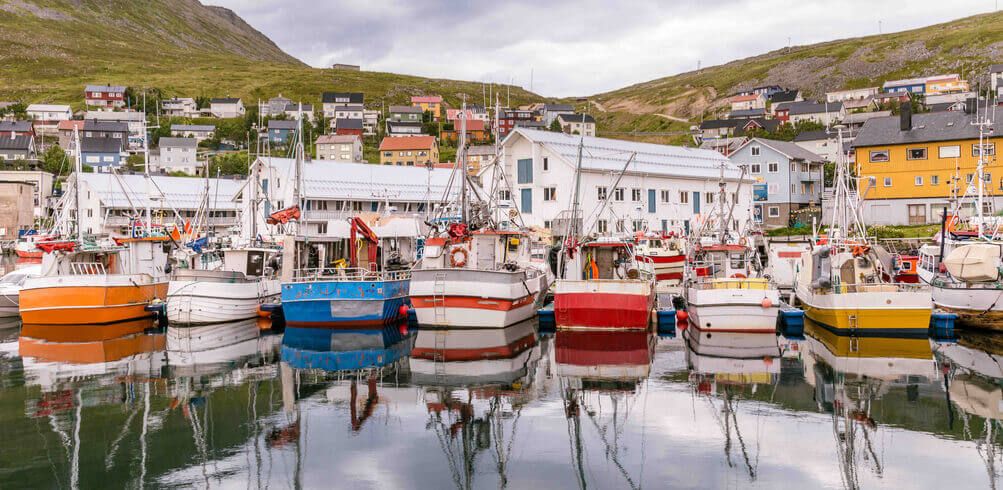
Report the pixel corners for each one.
[676,310,689,322]
[761,298,773,308]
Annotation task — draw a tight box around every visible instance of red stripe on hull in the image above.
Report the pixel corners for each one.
[412,333,537,361]
[554,291,653,329]
[655,272,683,281]
[638,255,685,264]
[411,294,535,312]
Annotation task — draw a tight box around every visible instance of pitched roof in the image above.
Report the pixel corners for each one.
[738,138,825,163]
[769,89,800,103]
[0,135,32,151]
[727,108,767,118]
[793,129,834,142]
[80,137,122,153]
[268,119,299,130]
[556,113,596,124]
[171,124,216,132]
[335,118,363,130]
[211,98,241,104]
[321,92,364,104]
[467,145,495,156]
[852,110,1001,148]
[990,63,1003,73]
[411,96,443,104]
[333,104,364,112]
[57,120,86,131]
[843,110,893,125]
[255,157,454,202]
[77,173,243,210]
[883,77,926,88]
[26,104,71,113]
[379,135,436,151]
[389,105,423,113]
[784,100,842,115]
[84,110,145,122]
[83,120,128,132]
[158,137,197,149]
[543,103,574,112]
[730,94,761,103]
[316,134,360,144]
[84,85,126,93]
[283,103,313,112]
[506,128,744,181]
[700,119,743,130]
[0,121,33,132]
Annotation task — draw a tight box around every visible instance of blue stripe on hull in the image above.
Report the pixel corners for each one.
[281,279,410,327]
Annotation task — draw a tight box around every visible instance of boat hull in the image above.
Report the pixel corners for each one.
[932,284,1003,331]
[553,279,654,330]
[19,275,167,325]
[686,285,780,334]
[639,254,685,282]
[0,293,19,318]
[166,278,280,325]
[281,279,410,328]
[14,249,41,259]
[409,268,547,328]
[796,284,932,336]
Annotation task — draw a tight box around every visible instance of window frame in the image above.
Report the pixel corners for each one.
[869,150,890,163]
[907,147,928,160]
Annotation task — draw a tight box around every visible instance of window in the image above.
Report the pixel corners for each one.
[974,143,996,157]
[596,187,607,200]
[907,148,927,160]
[939,145,961,158]
[706,193,714,204]
[799,162,809,172]
[768,206,780,217]
[660,190,671,203]
[517,158,533,183]
[631,189,642,202]
[544,187,557,201]
[679,191,689,204]
[751,146,761,156]
[915,176,923,186]
[790,162,797,172]
[86,209,93,217]
[317,222,328,234]
[967,173,975,184]
[632,220,644,232]
[869,150,889,162]
[931,175,940,185]
[613,188,625,201]
[520,189,532,213]
[542,157,549,171]
[883,177,892,187]
[498,190,511,201]
[543,220,552,229]
[768,162,778,173]
[598,219,608,234]
[615,220,626,232]
[750,164,762,174]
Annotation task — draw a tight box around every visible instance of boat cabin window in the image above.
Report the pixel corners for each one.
[730,253,746,270]
[582,245,632,280]
[246,251,265,276]
[649,239,662,249]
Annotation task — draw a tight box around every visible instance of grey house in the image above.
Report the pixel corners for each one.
[729,138,826,228]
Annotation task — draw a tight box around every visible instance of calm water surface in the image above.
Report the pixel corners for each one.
[1,315,1003,489]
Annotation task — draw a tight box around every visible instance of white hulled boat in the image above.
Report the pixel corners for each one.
[0,264,41,317]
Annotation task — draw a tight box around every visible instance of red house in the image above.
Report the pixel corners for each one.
[334,118,364,136]
[85,84,127,109]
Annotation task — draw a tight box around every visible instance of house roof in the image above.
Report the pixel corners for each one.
[737,138,825,163]
[321,92,364,104]
[990,63,1003,73]
[283,103,314,112]
[843,110,893,125]
[316,134,360,144]
[730,94,761,103]
[80,137,123,153]
[505,128,744,181]
[84,85,126,93]
[852,110,1002,148]
[335,118,364,130]
[0,135,32,151]
[769,89,800,103]
[211,98,241,104]
[84,110,145,122]
[411,96,443,104]
[159,137,197,149]
[172,124,216,132]
[268,119,299,130]
[0,121,33,132]
[784,100,842,116]
[389,105,423,113]
[333,104,364,112]
[727,108,767,119]
[26,104,71,113]
[446,119,487,132]
[556,113,596,124]
[379,135,436,151]
[793,129,834,142]
[57,120,86,131]
[467,145,495,156]
[256,157,455,202]
[543,103,575,112]
[83,120,128,132]
[77,173,243,210]
[747,118,781,133]
[514,120,547,129]
[883,77,926,88]
[700,119,743,130]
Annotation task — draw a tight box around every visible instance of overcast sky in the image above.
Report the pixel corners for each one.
[210,0,998,97]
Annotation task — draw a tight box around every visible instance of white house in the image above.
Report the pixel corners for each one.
[26,104,72,135]
[246,157,456,239]
[315,134,363,162]
[728,94,766,112]
[495,128,752,235]
[210,98,245,118]
[825,87,879,103]
[171,124,215,142]
[66,173,245,237]
[156,137,199,174]
[162,97,199,117]
[556,113,596,137]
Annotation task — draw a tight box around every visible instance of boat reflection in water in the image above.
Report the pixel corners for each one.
[802,318,941,489]
[166,318,282,377]
[410,319,539,385]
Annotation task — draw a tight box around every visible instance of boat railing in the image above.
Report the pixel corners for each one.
[689,278,771,290]
[813,282,927,294]
[290,267,411,283]
[69,262,107,275]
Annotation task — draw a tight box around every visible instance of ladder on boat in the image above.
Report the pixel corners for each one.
[432,273,447,325]
[433,329,447,379]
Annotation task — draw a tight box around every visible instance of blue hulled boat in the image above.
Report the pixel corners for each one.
[281,270,410,328]
[280,324,414,371]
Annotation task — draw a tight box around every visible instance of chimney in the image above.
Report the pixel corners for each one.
[900,101,912,131]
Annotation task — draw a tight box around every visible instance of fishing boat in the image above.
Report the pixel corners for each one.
[685,165,780,337]
[410,319,540,386]
[19,127,173,326]
[551,136,654,330]
[635,231,686,284]
[13,232,57,259]
[409,103,549,328]
[0,264,41,317]
[166,247,281,324]
[794,126,931,336]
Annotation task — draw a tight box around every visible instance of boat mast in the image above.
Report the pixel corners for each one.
[73,126,84,242]
[718,162,727,242]
[293,103,305,235]
[569,114,586,239]
[459,98,469,224]
[143,111,152,237]
[974,101,992,239]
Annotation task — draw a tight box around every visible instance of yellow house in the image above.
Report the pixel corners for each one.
[410,95,443,120]
[924,74,970,95]
[853,110,1000,225]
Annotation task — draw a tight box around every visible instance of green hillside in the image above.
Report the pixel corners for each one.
[592,10,1003,128]
[0,0,540,108]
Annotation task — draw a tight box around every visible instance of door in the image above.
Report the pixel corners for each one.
[476,237,496,270]
[908,204,926,225]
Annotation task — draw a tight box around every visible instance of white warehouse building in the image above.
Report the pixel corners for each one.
[496,128,752,235]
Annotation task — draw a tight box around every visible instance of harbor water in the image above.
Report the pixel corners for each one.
[2,314,1003,489]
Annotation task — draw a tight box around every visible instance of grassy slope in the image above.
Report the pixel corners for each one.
[0,0,540,109]
[586,10,1003,142]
